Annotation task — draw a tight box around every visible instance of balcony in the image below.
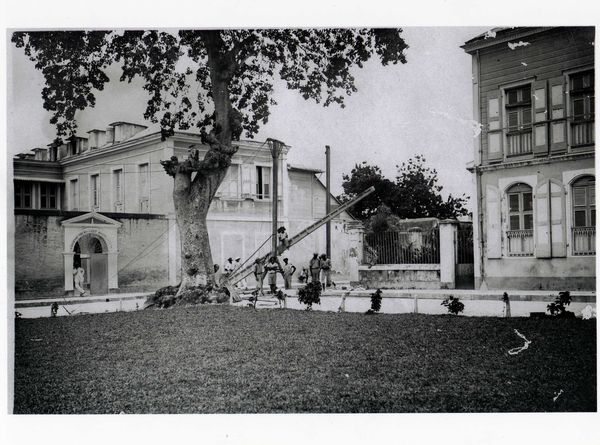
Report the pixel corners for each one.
[507,229,534,256]
[507,131,532,156]
[572,227,595,256]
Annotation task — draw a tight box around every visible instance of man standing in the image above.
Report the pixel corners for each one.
[282,258,297,289]
[253,258,266,295]
[320,254,332,290]
[309,252,321,284]
[264,257,280,294]
[73,266,87,296]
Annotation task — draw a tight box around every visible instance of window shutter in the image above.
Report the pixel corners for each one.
[486,185,502,258]
[533,80,549,156]
[549,76,567,153]
[241,164,252,196]
[535,181,551,258]
[486,91,503,161]
[549,180,566,257]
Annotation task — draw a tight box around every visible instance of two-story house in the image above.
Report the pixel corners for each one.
[463,27,595,290]
[12,122,360,297]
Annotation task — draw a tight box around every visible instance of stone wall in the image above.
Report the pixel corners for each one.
[358,265,442,289]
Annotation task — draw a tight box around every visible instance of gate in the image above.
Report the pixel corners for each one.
[455,224,474,289]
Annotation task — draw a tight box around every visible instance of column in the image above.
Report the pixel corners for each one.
[439,219,459,289]
[63,253,74,291]
[167,214,178,286]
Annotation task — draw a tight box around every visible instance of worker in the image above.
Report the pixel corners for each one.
[282,258,297,289]
[309,252,321,284]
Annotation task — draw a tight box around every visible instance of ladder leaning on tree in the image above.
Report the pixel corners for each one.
[223,185,375,300]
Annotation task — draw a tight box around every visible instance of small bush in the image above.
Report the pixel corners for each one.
[366,289,382,314]
[547,291,573,317]
[441,296,464,315]
[297,281,321,310]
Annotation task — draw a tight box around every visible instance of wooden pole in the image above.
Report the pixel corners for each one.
[326,145,331,258]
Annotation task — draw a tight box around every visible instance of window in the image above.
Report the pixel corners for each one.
[220,164,240,198]
[256,166,271,199]
[572,176,595,255]
[139,163,150,212]
[40,183,58,209]
[505,84,533,156]
[506,183,534,256]
[569,70,595,146]
[14,181,32,209]
[113,169,123,211]
[90,174,100,210]
[70,179,79,210]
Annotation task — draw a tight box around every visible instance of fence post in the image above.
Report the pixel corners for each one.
[439,220,459,289]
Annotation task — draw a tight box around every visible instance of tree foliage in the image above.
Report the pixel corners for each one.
[339,156,469,223]
[12,29,409,291]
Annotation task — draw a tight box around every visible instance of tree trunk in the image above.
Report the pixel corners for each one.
[170,31,240,296]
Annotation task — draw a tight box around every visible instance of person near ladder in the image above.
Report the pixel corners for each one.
[309,252,321,284]
[265,256,280,294]
[320,253,332,290]
[253,258,266,295]
[282,258,297,289]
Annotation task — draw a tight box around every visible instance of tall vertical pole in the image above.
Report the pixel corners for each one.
[325,145,331,258]
[270,139,283,257]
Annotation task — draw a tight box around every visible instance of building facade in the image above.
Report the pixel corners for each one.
[463,27,595,290]
[12,122,359,297]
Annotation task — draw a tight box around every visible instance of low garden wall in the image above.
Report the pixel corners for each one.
[358,264,442,289]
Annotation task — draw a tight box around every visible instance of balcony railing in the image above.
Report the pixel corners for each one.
[507,229,534,256]
[572,226,596,255]
[507,131,533,156]
[571,120,595,147]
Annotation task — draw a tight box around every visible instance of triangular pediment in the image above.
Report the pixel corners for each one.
[61,211,122,227]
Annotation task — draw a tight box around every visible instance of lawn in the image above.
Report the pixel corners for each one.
[12,305,596,413]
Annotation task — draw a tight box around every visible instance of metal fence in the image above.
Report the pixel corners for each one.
[364,230,440,265]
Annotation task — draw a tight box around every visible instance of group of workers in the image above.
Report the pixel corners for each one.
[212,226,334,295]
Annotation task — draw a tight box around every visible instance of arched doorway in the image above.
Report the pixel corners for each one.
[73,234,109,295]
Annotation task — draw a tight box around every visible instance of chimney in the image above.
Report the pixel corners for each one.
[105,126,115,145]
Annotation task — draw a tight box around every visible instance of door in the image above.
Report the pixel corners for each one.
[90,253,108,295]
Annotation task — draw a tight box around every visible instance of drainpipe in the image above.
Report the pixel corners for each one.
[476,49,486,289]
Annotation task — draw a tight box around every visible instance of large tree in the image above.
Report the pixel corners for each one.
[13,29,408,294]
[339,156,470,224]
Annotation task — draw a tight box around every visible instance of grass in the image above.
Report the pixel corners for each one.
[13,305,596,414]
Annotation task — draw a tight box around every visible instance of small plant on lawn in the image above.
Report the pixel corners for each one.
[297,281,321,310]
[441,296,464,315]
[366,289,382,314]
[547,291,573,317]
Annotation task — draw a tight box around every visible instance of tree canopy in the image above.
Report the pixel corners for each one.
[339,156,470,224]
[12,29,409,291]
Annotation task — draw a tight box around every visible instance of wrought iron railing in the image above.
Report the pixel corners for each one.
[506,229,534,256]
[572,226,596,255]
[363,230,440,265]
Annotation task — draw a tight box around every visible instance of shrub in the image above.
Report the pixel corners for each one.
[366,289,382,314]
[297,281,322,310]
[547,291,573,317]
[441,296,464,315]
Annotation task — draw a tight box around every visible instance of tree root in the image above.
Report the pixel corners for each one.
[145,284,229,309]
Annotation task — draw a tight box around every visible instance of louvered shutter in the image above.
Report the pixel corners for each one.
[549,180,567,257]
[486,185,502,258]
[535,181,551,258]
[487,91,503,161]
[533,80,549,156]
[241,164,252,197]
[549,76,567,153]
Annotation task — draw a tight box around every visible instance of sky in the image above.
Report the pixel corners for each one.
[7,27,488,210]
